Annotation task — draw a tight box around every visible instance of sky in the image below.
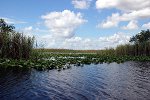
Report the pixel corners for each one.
[0,0,150,49]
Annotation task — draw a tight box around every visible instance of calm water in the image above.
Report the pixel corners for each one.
[0,61,150,100]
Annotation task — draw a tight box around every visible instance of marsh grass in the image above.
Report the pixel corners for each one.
[0,19,34,60]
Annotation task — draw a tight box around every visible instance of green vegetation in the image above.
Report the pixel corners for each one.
[34,49,103,54]
[1,54,150,71]
[116,29,150,56]
[0,18,150,71]
[0,19,34,59]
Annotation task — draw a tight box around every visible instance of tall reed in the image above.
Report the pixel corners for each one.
[0,19,34,59]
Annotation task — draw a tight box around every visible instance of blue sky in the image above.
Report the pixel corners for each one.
[1,0,150,49]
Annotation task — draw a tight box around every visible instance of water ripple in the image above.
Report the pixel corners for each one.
[1,62,150,100]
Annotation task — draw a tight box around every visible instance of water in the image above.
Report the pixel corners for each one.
[0,61,150,100]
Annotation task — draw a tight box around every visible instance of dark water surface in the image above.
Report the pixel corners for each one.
[0,61,150,100]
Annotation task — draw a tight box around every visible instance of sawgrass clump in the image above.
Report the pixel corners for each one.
[0,19,34,59]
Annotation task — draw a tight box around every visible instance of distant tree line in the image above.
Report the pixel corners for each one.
[0,19,34,59]
[97,29,150,56]
[115,29,150,56]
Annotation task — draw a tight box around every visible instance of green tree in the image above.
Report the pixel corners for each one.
[129,29,150,44]
[0,19,14,33]
[129,29,150,56]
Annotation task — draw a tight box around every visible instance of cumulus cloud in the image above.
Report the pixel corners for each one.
[41,10,87,38]
[96,0,150,12]
[142,22,150,29]
[37,32,130,50]
[96,0,150,29]
[22,25,130,49]
[24,26,33,31]
[120,8,150,20]
[99,33,130,47]
[122,20,138,30]
[0,17,26,24]
[97,13,119,28]
[20,26,49,38]
[72,0,92,9]
[23,26,49,34]
[98,9,150,29]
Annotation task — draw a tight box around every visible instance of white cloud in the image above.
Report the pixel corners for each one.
[97,13,119,28]
[120,8,150,20]
[142,22,150,29]
[98,8,150,28]
[41,10,87,38]
[96,0,150,29]
[37,32,130,50]
[99,33,130,47]
[0,17,26,24]
[23,26,49,34]
[72,0,91,9]
[37,34,57,48]
[96,0,118,10]
[24,26,33,31]
[96,0,150,12]
[20,26,49,38]
[122,20,138,30]
[21,26,34,37]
